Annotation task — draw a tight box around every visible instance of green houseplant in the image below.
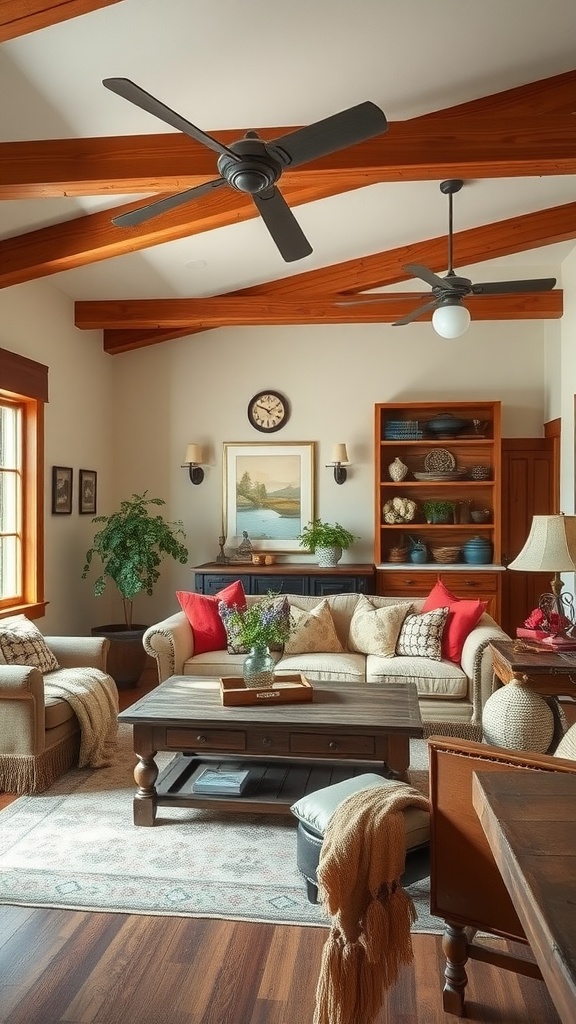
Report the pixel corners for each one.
[422,499,456,525]
[298,518,359,567]
[82,492,188,685]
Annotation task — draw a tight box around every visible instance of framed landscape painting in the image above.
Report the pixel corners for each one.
[223,442,315,552]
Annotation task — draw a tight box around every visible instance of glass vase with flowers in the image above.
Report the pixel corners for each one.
[219,593,294,688]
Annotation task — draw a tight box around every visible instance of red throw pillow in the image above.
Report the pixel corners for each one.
[176,580,246,655]
[422,579,487,663]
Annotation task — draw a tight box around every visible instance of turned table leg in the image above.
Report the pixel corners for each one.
[133,752,159,826]
[442,922,470,1015]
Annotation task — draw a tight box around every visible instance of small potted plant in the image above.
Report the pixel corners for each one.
[298,518,359,567]
[422,499,456,525]
[82,492,188,685]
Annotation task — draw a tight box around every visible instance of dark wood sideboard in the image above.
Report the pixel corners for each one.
[192,562,376,596]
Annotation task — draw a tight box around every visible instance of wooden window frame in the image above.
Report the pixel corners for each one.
[0,348,47,620]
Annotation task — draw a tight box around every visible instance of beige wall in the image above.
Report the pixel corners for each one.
[0,278,559,634]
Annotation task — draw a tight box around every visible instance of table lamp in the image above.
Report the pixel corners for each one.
[508,514,576,648]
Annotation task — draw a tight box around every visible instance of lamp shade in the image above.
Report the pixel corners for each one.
[184,444,203,465]
[330,443,349,464]
[432,302,471,339]
[508,515,576,572]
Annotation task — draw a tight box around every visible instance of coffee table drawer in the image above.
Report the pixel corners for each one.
[289,732,375,757]
[166,728,246,752]
[247,729,290,755]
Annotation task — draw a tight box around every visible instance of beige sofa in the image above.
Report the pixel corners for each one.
[0,634,112,794]
[143,593,510,738]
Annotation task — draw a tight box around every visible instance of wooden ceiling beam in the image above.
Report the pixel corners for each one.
[0,178,354,289]
[0,0,124,43]
[76,290,563,331]
[2,116,575,199]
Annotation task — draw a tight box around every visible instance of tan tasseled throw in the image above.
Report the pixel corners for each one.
[314,781,430,1024]
[44,668,119,768]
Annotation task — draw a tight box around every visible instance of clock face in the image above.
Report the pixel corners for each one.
[248,390,289,433]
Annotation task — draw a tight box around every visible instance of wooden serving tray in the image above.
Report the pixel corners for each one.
[219,674,313,706]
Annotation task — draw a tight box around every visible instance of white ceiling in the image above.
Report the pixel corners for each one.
[2,0,576,303]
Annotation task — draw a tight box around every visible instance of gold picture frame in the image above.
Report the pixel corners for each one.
[223,442,315,552]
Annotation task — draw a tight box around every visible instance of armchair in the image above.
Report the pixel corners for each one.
[428,729,576,1016]
[0,634,111,794]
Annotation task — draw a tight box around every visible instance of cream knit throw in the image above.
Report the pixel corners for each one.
[44,668,119,769]
[314,781,430,1024]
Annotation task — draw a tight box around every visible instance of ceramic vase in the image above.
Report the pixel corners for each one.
[388,457,408,482]
[243,644,275,689]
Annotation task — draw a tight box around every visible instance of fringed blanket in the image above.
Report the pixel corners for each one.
[314,781,430,1024]
[44,668,119,769]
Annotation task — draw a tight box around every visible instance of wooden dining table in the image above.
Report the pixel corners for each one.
[473,769,576,1024]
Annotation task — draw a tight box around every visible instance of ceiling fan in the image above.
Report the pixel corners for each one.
[102,78,388,263]
[339,178,557,337]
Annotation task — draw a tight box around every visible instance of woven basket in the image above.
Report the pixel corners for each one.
[388,546,409,563]
[431,545,461,564]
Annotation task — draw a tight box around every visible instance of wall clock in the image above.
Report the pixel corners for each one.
[247,390,289,433]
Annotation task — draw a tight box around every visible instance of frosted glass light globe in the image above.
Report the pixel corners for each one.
[432,303,471,339]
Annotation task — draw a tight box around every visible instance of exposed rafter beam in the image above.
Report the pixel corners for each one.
[75,291,563,331]
[2,117,575,200]
[0,0,124,43]
[0,179,363,289]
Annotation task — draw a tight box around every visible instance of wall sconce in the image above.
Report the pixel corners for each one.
[182,443,204,485]
[326,443,350,485]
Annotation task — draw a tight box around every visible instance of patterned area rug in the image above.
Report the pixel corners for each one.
[0,729,440,929]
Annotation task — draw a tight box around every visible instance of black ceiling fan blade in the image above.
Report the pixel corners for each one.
[252,188,312,262]
[404,263,448,291]
[471,277,557,295]
[112,178,227,228]
[103,78,240,161]
[269,101,387,169]
[392,299,439,327]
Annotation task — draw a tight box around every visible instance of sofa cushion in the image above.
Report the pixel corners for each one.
[0,615,60,673]
[395,607,449,661]
[348,595,412,656]
[176,580,246,655]
[276,651,366,684]
[284,600,345,655]
[366,655,469,697]
[423,579,487,663]
[218,594,290,654]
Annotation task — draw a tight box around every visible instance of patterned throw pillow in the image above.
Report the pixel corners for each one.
[0,615,60,673]
[218,596,291,654]
[395,607,449,661]
[348,595,413,656]
[284,600,345,656]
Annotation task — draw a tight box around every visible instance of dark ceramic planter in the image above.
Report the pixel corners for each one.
[91,624,148,688]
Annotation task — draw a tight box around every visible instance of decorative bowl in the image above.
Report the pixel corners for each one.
[426,413,468,437]
[470,465,491,480]
[471,510,491,523]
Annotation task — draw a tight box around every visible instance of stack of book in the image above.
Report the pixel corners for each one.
[192,766,251,796]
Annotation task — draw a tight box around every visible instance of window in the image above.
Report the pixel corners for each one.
[0,348,47,619]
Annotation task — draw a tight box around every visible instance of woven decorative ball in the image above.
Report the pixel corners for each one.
[482,685,554,752]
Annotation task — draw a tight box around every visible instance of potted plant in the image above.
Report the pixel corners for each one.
[82,492,188,686]
[298,518,359,567]
[422,499,456,525]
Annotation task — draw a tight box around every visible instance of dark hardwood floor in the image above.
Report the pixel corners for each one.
[0,663,563,1023]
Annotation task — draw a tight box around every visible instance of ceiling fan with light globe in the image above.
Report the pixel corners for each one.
[338,178,557,338]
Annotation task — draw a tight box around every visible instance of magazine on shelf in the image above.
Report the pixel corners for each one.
[192,766,251,796]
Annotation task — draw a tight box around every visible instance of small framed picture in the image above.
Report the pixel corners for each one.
[52,466,73,515]
[79,469,97,515]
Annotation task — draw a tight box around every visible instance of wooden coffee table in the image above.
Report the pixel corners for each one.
[118,676,423,825]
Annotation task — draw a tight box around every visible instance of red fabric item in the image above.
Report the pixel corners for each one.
[422,578,487,663]
[176,580,246,654]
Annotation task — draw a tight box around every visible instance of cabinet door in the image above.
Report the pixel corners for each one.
[195,573,247,595]
[251,575,308,595]
[312,575,369,596]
